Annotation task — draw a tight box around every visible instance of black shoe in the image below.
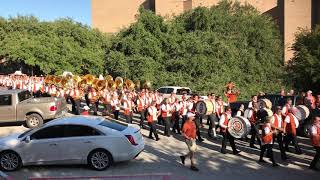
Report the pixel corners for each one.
[198,138,204,142]
[148,136,154,140]
[221,150,226,154]
[208,133,212,138]
[233,150,241,155]
[177,132,181,135]
[272,163,279,167]
[156,138,160,141]
[190,166,199,171]
[180,156,185,165]
[295,151,302,155]
[259,159,267,163]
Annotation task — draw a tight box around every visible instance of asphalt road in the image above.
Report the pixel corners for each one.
[0,113,319,180]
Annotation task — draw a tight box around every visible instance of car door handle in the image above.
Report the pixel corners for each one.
[49,143,57,146]
[84,141,91,144]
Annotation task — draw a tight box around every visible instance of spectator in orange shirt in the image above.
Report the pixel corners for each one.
[179,112,199,171]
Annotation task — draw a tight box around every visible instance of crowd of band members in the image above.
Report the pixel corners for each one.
[0,75,319,171]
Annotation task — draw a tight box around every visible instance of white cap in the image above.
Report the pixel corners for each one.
[187,112,196,118]
[83,106,90,110]
[307,90,312,94]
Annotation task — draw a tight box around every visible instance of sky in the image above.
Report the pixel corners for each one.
[0,0,91,25]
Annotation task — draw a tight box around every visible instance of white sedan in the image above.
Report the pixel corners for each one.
[0,116,144,171]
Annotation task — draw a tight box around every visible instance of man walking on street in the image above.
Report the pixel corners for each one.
[180,112,199,171]
[309,116,320,171]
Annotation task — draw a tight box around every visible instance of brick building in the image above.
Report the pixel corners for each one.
[92,0,320,62]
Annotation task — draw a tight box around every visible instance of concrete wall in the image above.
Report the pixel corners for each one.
[92,0,145,33]
[284,0,312,62]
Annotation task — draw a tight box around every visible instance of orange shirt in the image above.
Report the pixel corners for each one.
[182,120,196,139]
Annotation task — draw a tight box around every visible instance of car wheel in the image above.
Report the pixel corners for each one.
[88,149,113,171]
[26,113,43,128]
[0,151,22,171]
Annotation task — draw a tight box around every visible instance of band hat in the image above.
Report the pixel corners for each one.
[187,112,196,118]
[83,106,90,110]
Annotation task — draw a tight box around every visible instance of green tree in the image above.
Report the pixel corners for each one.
[288,25,320,93]
[0,16,109,75]
[106,0,285,99]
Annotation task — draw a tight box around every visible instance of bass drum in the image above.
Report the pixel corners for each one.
[228,116,251,139]
[257,99,272,109]
[256,108,273,123]
[196,100,214,115]
[294,105,310,121]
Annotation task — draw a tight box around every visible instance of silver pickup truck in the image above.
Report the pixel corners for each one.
[0,89,67,128]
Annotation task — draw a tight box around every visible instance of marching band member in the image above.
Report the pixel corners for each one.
[137,93,146,129]
[123,95,135,123]
[248,95,258,109]
[236,104,245,117]
[102,89,112,116]
[282,98,292,118]
[88,87,99,116]
[71,86,82,115]
[180,93,188,129]
[161,98,173,137]
[219,107,240,154]
[147,101,160,141]
[259,116,279,167]
[111,94,121,120]
[271,106,287,160]
[283,107,302,154]
[192,94,204,142]
[215,96,225,119]
[246,102,261,149]
[172,98,181,134]
[207,93,217,139]
[169,92,176,105]
[309,115,320,171]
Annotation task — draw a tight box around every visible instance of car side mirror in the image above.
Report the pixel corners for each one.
[25,136,31,143]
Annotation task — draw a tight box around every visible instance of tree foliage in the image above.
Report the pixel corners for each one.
[288,26,320,93]
[0,16,108,75]
[106,0,284,98]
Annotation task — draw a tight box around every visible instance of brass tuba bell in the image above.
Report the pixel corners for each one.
[107,80,117,91]
[94,79,106,91]
[134,80,141,90]
[143,80,151,89]
[125,79,135,91]
[115,76,123,89]
[83,74,95,85]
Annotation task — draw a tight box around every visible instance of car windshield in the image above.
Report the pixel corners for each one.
[18,129,33,138]
[18,91,32,102]
[177,89,191,95]
[99,120,127,131]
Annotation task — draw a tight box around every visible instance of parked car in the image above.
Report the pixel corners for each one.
[156,86,192,100]
[0,89,67,128]
[0,116,145,171]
